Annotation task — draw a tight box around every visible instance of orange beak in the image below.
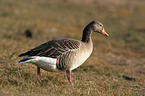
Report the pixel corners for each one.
[100,28,109,36]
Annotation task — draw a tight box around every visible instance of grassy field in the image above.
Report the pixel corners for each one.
[0,0,145,95]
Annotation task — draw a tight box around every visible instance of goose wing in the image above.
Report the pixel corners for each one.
[19,38,81,58]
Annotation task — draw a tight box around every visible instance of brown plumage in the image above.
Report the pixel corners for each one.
[18,20,109,83]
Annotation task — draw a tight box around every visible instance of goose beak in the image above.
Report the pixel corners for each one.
[100,28,109,37]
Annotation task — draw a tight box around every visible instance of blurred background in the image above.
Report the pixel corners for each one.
[0,0,145,95]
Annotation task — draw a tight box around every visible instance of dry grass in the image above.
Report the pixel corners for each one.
[0,0,145,95]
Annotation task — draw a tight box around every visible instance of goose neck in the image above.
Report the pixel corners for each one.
[81,26,93,43]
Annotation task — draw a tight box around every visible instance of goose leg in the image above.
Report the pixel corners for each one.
[66,70,72,84]
[37,67,41,78]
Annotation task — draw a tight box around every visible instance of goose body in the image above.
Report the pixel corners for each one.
[18,20,109,83]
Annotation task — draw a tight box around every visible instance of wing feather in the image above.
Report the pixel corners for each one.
[19,38,81,58]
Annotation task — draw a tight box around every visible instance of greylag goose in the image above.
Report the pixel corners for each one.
[18,20,109,83]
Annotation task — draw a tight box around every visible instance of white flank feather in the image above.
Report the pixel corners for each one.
[20,56,58,72]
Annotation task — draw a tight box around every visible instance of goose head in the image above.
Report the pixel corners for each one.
[90,21,109,36]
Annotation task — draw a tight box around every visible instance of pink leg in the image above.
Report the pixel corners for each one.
[67,73,72,83]
[66,70,72,84]
[37,67,41,78]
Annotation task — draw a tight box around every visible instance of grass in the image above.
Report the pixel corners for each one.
[0,0,145,95]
